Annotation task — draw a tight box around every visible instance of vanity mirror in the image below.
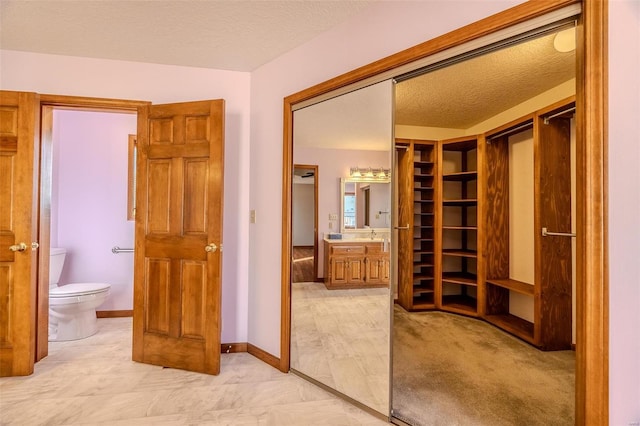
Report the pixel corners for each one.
[341,178,391,232]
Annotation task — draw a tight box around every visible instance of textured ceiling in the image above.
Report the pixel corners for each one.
[395,32,576,129]
[1,2,575,131]
[0,1,374,72]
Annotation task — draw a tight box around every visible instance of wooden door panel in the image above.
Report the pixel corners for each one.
[184,159,208,233]
[134,99,224,375]
[181,260,206,338]
[147,160,172,233]
[0,91,39,377]
[145,258,171,334]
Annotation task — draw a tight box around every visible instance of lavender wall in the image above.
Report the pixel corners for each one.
[608,0,640,422]
[0,51,251,343]
[52,110,136,310]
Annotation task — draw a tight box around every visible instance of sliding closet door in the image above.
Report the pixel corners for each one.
[290,80,394,416]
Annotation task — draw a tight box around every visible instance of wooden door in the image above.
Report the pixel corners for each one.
[0,91,40,376]
[132,100,224,375]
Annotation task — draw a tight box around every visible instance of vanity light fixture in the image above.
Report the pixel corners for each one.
[349,166,391,180]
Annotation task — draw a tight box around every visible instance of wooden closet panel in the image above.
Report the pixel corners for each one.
[484,136,510,279]
[535,115,572,350]
[396,142,413,308]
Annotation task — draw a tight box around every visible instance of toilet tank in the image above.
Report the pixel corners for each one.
[49,248,67,286]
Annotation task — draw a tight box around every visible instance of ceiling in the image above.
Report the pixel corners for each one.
[1,2,575,131]
[395,31,576,129]
[0,0,374,72]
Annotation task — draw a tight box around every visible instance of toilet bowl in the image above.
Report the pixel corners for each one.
[49,248,110,341]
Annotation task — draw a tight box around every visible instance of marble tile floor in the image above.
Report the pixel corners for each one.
[290,282,390,415]
[0,317,388,426]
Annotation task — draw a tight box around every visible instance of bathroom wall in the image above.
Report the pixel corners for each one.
[52,109,137,311]
[292,182,315,246]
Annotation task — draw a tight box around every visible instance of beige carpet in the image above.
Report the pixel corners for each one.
[392,306,575,425]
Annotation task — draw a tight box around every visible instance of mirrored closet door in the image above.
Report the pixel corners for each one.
[391,24,578,425]
[290,80,394,415]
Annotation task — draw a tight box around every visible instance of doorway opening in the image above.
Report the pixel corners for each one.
[292,165,318,283]
[37,97,145,359]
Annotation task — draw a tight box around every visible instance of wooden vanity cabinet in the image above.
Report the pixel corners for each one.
[324,240,389,289]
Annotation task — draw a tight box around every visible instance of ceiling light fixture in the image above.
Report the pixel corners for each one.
[553,27,576,53]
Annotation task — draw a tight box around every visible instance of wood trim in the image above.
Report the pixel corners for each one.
[575,0,608,424]
[282,0,607,423]
[127,134,136,221]
[248,343,281,371]
[39,94,149,111]
[96,310,133,318]
[220,342,248,353]
[283,0,577,106]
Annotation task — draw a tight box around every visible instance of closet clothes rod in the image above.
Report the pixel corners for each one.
[486,120,534,142]
[543,106,576,124]
[112,246,134,254]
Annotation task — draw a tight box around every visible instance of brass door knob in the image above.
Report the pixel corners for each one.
[9,243,27,252]
[205,243,218,253]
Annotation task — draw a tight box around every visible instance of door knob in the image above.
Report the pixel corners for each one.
[9,242,27,252]
[31,242,39,250]
[205,243,218,253]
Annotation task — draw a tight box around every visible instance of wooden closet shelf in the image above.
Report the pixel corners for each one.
[485,314,534,342]
[414,199,434,204]
[413,262,434,268]
[414,161,434,166]
[441,295,477,314]
[414,174,435,181]
[442,171,478,181]
[413,237,434,242]
[442,249,477,258]
[486,278,534,296]
[442,226,477,230]
[414,212,435,216]
[413,286,435,295]
[442,272,478,286]
[442,199,477,206]
[413,250,434,256]
[413,186,434,190]
[413,274,434,282]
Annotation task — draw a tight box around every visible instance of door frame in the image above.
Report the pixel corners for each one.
[292,164,319,282]
[280,0,607,424]
[36,95,149,359]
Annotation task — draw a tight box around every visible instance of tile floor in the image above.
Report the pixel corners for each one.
[0,318,388,425]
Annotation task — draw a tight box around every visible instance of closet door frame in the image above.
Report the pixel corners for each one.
[280,1,607,424]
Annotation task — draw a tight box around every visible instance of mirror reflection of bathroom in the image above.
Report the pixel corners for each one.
[290,80,393,416]
[48,109,136,343]
[391,25,577,425]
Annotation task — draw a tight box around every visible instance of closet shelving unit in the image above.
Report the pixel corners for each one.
[438,136,482,316]
[483,97,574,350]
[396,139,437,311]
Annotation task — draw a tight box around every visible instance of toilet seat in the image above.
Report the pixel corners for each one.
[50,283,111,298]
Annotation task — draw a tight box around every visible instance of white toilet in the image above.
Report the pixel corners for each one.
[49,248,111,342]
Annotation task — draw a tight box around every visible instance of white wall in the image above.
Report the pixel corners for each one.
[0,50,251,343]
[292,183,315,247]
[608,0,640,423]
[52,110,136,311]
[248,0,527,356]
[251,2,640,422]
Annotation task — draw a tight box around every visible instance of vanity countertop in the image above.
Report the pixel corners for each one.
[323,237,386,243]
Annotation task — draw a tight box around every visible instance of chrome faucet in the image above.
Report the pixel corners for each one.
[370,229,377,240]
